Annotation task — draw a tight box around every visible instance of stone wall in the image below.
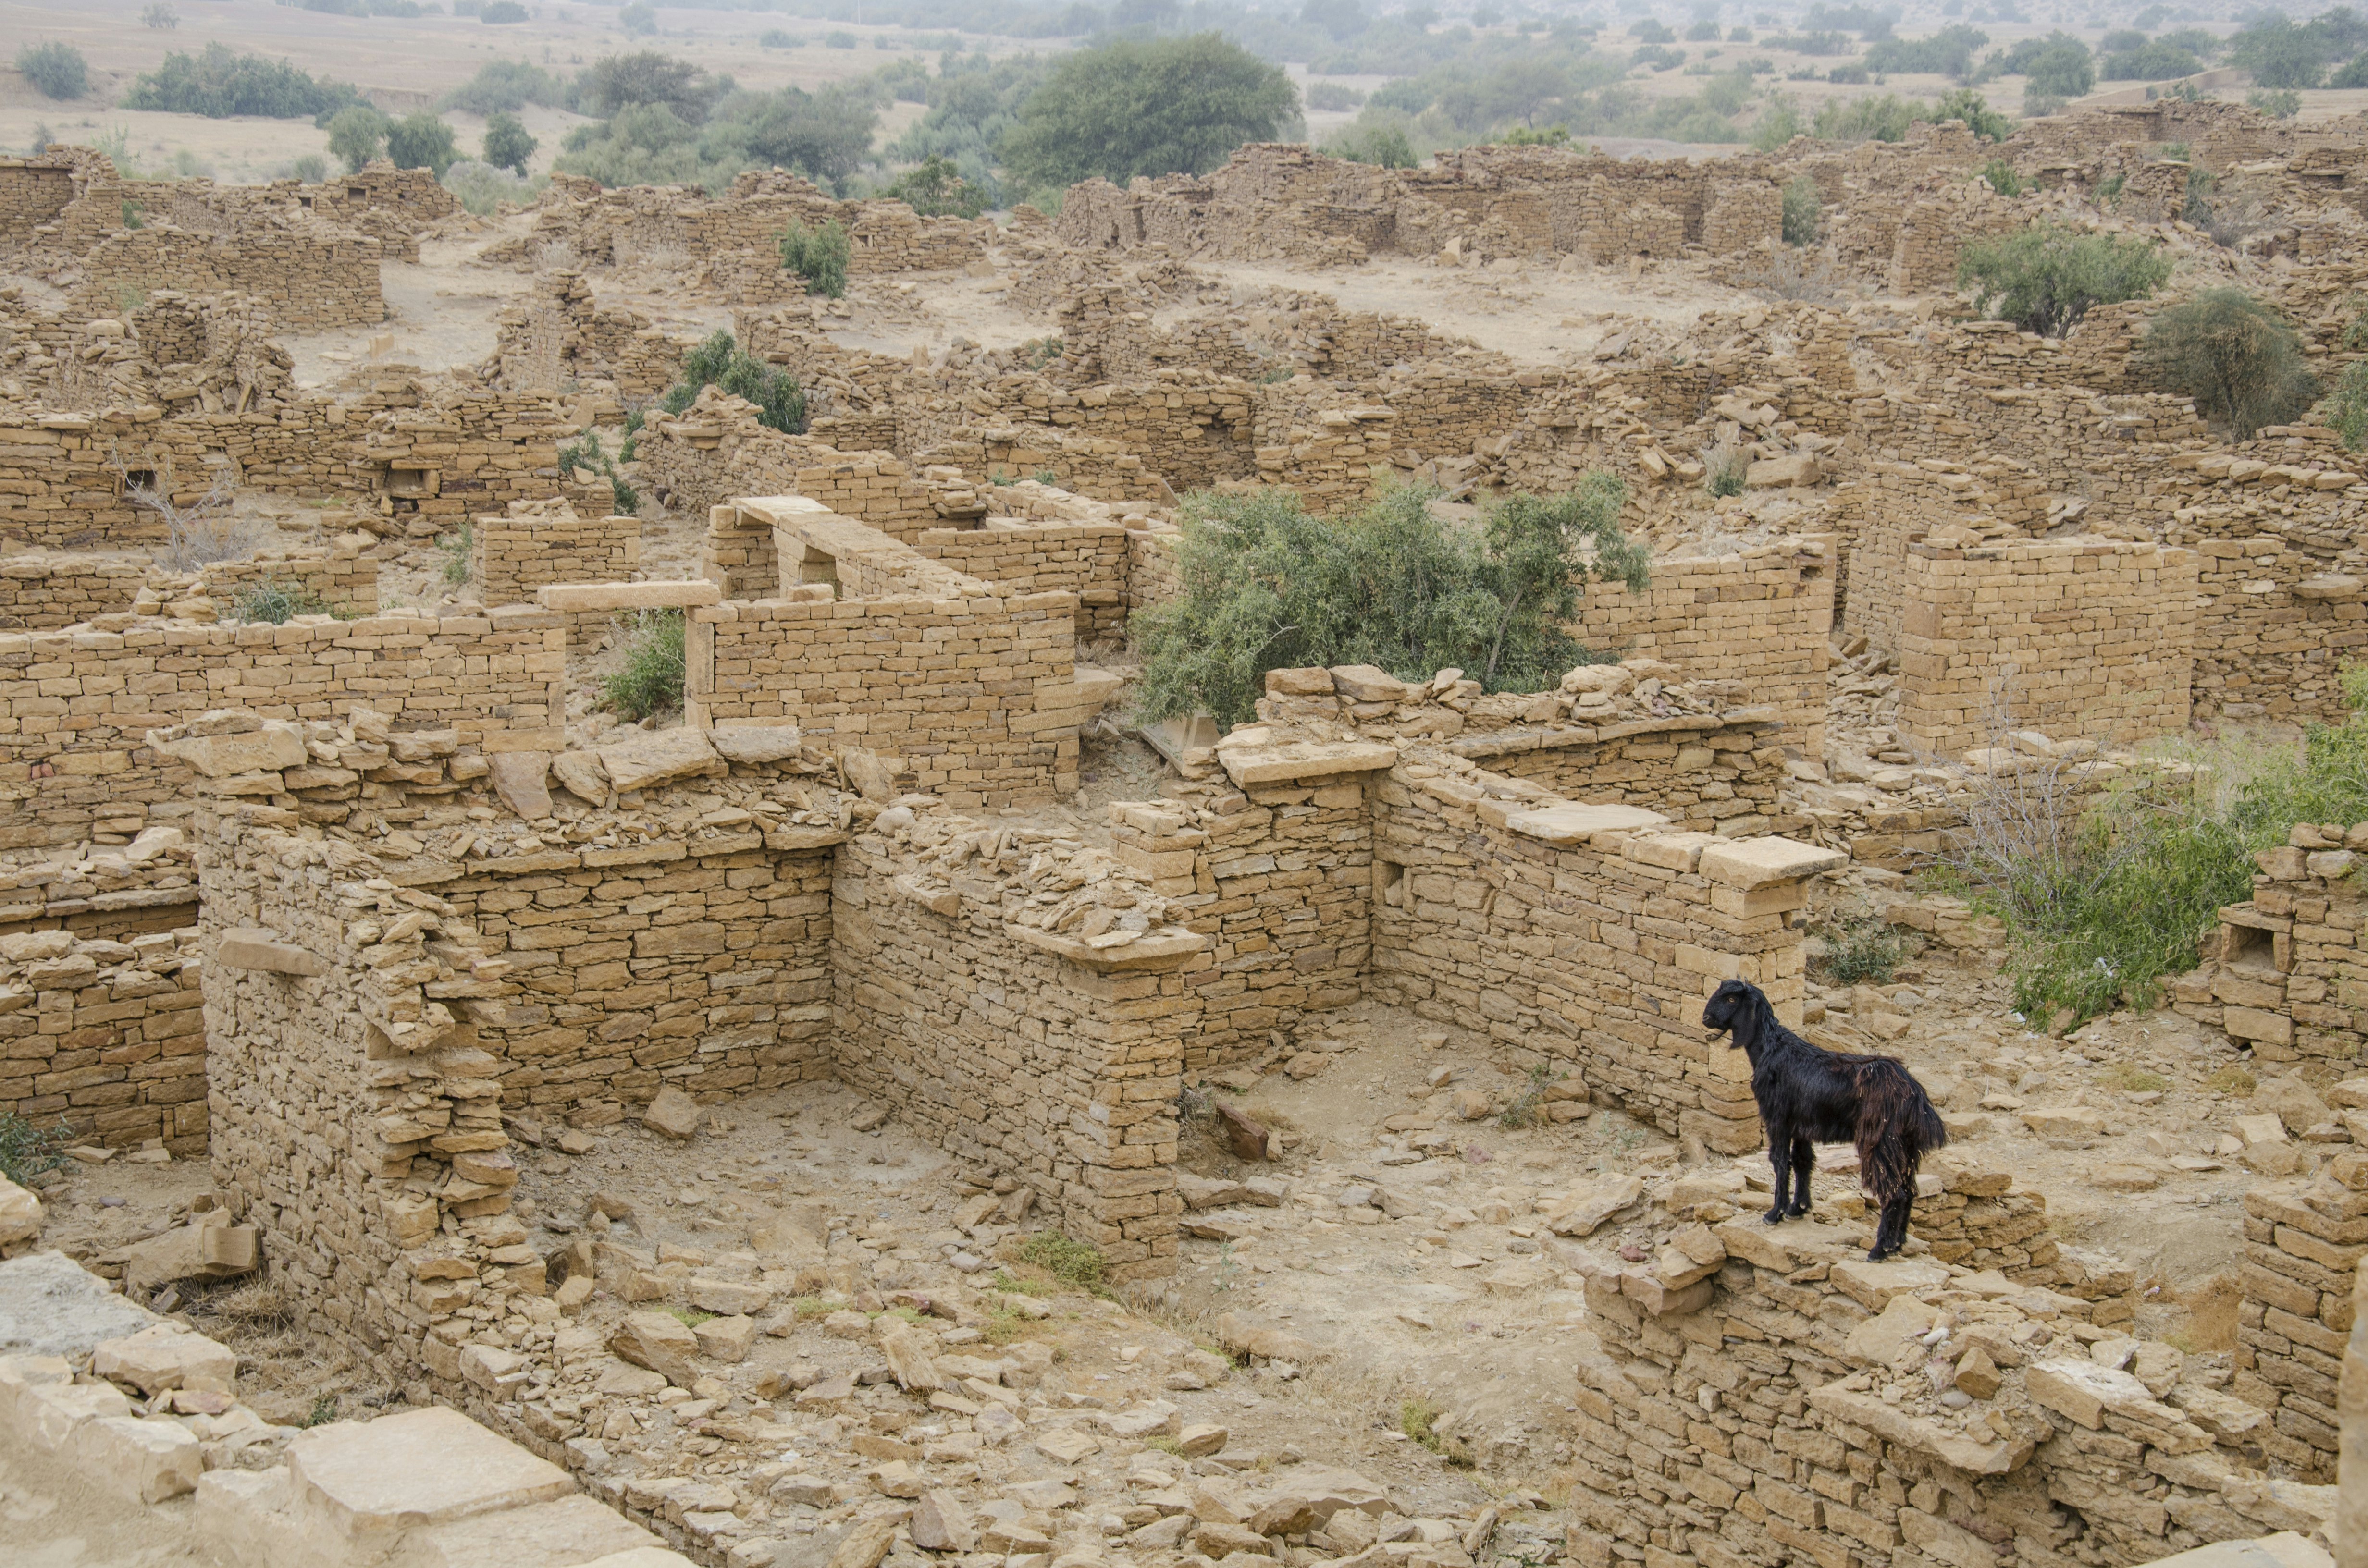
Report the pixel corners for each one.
[1559,1196,2317,1568]
[0,551,149,628]
[1448,713,1788,837]
[68,217,386,331]
[473,500,641,610]
[185,537,379,620]
[1894,538,2199,758]
[0,926,205,1155]
[685,504,1088,808]
[2232,1169,2364,1482]
[2170,821,2368,1066]
[1578,541,1836,757]
[200,806,527,1384]
[915,519,1131,640]
[1369,768,1837,1156]
[0,389,568,548]
[0,606,564,850]
[832,807,1207,1281]
[394,827,844,1126]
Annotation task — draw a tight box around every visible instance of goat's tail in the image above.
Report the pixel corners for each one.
[1855,1059,1948,1206]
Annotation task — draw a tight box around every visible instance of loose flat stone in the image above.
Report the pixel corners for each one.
[284,1405,575,1544]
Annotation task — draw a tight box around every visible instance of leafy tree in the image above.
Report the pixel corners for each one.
[883,154,985,216]
[2138,289,2319,440]
[1301,0,1367,41]
[1812,93,1924,141]
[2098,27,2147,53]
[1956,222,2170,336]
[621,2,657,35]
[2018,35,2095,98]
[1981,157,2024,196]
[999,34,1297,189]
[1630,17,1675,41]
[1322,122,1418,166]
[706,85,877,184]
[481,0,528,21]
[326,104,391,173]
[580,51,725,122]
[124,43,361,119]
[1863,24,1989,79]
[2226,12,2353,88]
[659,330,807,433]
[444,60,560,114]
[780,218,851,298]
[2250,87,2303,118]
[483,111,537,174]
[143,4,180,27]
[1130,482,1647,730]
[1932,86,2012,138]
[386,112,459,177]
[16,42,88,100]
[2099,40,2204,79]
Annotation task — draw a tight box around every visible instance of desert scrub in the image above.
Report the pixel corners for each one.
[664,1305,716,1327]
[1013,1230,1108,1296]
[0,1111,72,1186]
[1498,1063,1566,1128]
[2207,1066,2258,1096]
[437,522,473,587]
[2096,1063,2170,1093]
[1400,1397,1473,1465]
[779,217,851,298]
[228,579,338,625]
[1956,222,2172,336]
[1810,918,1904,986]
[1779,174,1822,245]
[604,609,686,721]
[1701,435,1750,497]
[2137,288,2317,440]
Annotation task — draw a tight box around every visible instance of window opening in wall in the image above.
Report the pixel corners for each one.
[1375,858,1406,907]
[2225,922,2277,973]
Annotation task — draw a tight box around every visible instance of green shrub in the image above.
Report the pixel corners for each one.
[1933,87,2013,139]
[1497,1063,1566,1128]
[1323,123,1419,168]
[481,0,528,20]
[1958,665,2368,1025]
[1780,174,1821,245]
[124,43,361,119]
[1955,222,2171,336]
[288,152,327,183]
[825,29,857,47]
[386,112,459,177]
[483,111,537,174]
[1702,435,1750,495]
[1812,92,1922,143]
[1980,157,2025,196]
[658,330,807,435]
[1130,481,1645,732]
[2317,360,2368,450]
[0,1110,72,1186]
[229,579,337,624]
[2249,87,2303,118]
[1306,80,1366,110]
[1013,1230,1108,1295]
[326,104,390,173]
[438,521,473,587]
[442,59,568,115]
[882,155,984,217]
[760,29,800,47]
[780,218,851,298]
[1401,1396,1473,1464]
[17,42,89,100]
[604,609,686,720]
[622,2,657,34]
[2137,288,2318,440]
[1811,919,1903,985]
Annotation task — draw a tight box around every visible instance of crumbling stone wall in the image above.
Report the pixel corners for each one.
[0,606,563,850]
[0,925,204,1155]
[68,216,386,331]
[1450,713,1787,836]
[200,806,528,1387]
[0,551,150,628]
[181,537,379,620]
[1559,1202,2307,1568]
[401,828,843,1126]
[473,499,641,610]
[2169,495,2368,729]
[2232,1166,2365,1482]
[915,520,1131,640]
[1578,542,1836,757]
[1894,537,2198,758]
[1370,774,1834,1155]
[684,510,1086,808]
[832,809,1206,1280]
[2171,821,2368,1066]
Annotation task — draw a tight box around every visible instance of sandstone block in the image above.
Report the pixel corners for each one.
[91,1323,237,1396]
[611,1311,703,1387]
[75,1414,202,1503]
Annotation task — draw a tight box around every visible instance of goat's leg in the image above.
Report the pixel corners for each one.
[1788,1138,1815,1216]
[1764,1131,1791,1225]
[1869,1187,1913,1261]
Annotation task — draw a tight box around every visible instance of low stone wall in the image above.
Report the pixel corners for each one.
[186,538,379,619]
[1448,713,1788,837]
[396,826,843,1125]
[2170,821,2368,1066]
[1896,537,2198,758]
[1369,764,1838,1155]
[200,807,527,1390]
[832,808,1206,1280]
[0,606,565,850]
[0,551,149,628]
[2232,1170,2364,1482]
[1560,1193,2316,1568]
[916,519,1131,640]
[0,926,204,1154]
[1578,542,1835,757]
[473,500,640,611]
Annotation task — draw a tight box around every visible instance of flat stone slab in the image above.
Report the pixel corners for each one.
[215,928,329,976]
[1503,803,1668,845]
[537,580,721,612]
[598,729,721,794]
[2123,1536,2329,1568]
[285,1405,575,1542]
[709,723,804,764]
[402,1493,666,1568]
[0,1251,160,1358]
[1217,739,1397,786]
[1698,837,1850,890]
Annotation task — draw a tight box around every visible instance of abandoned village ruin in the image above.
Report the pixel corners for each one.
[8,85,2368,1568]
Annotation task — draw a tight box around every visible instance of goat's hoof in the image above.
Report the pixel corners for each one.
[1866,1246,1893,1262]
[1763,1207,1788,1225]
[1788,1202,1812,1218]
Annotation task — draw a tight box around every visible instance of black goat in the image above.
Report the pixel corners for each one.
[1700,978,1947,1262]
